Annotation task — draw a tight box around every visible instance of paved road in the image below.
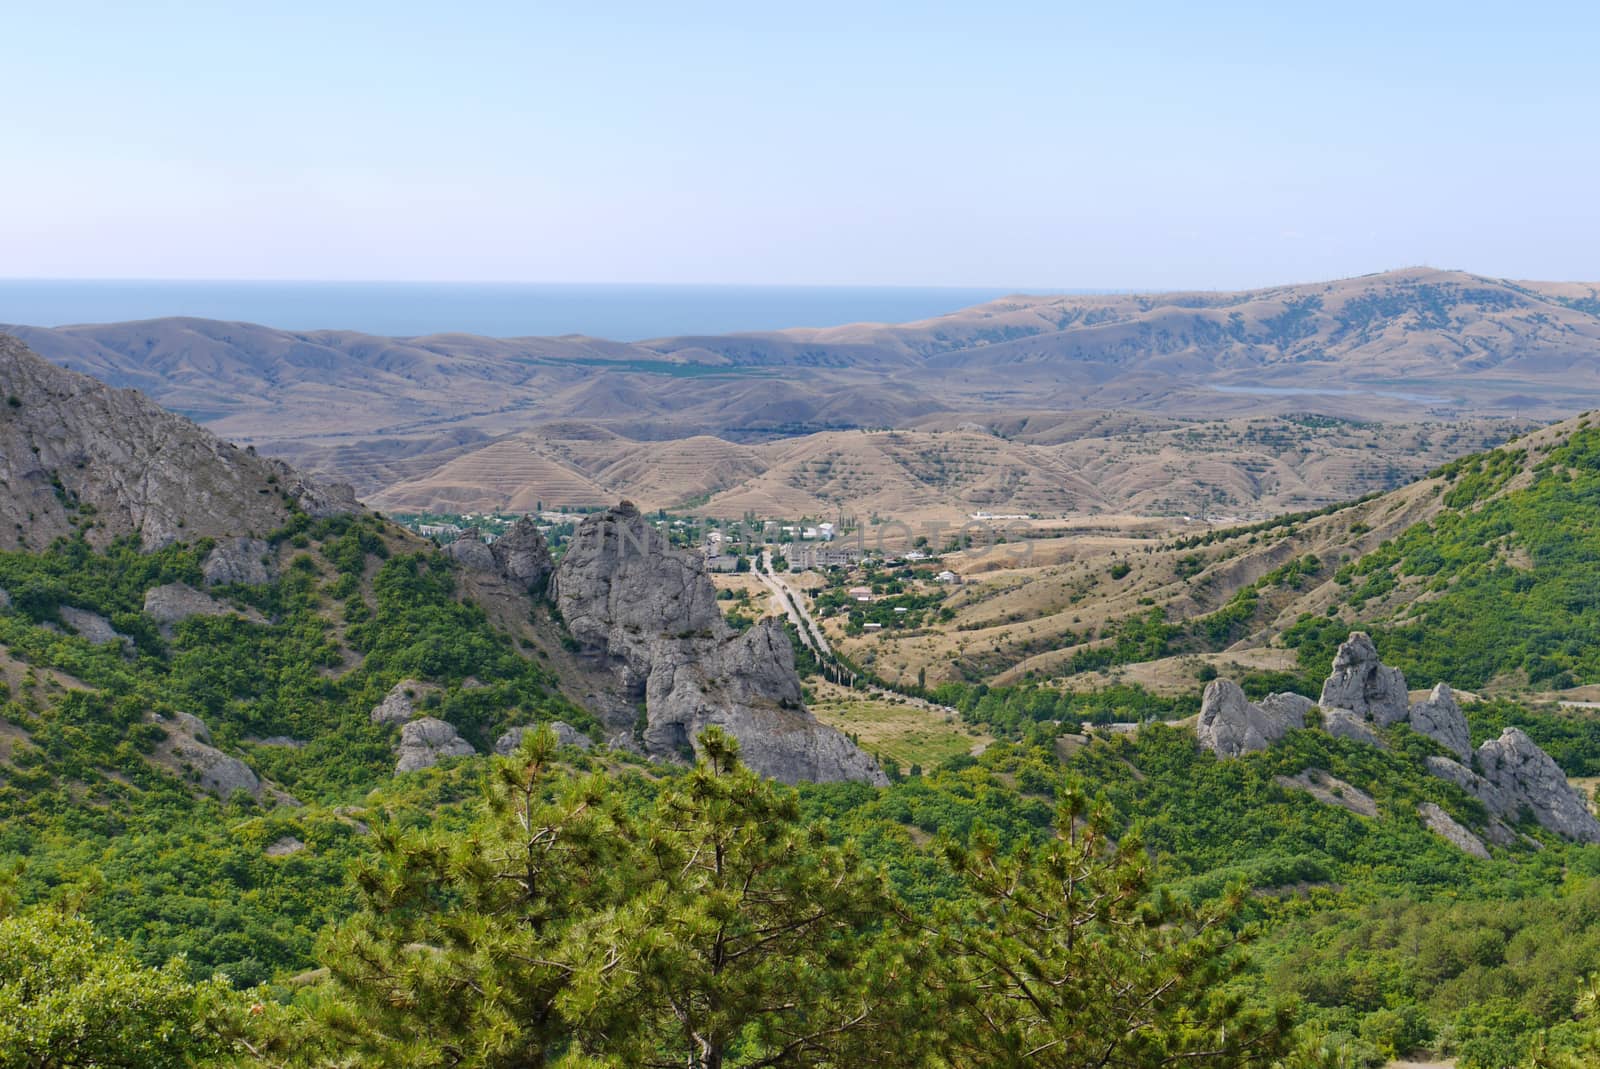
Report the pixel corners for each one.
[756,554,962,717]
[757,552,832,656]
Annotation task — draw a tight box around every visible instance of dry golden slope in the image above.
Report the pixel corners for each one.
[840,416,1585,693]
[367,415,1523,524]
[11,269,1600,461]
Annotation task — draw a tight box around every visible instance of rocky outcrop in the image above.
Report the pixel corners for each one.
[1321,707,1383,747]
[442,528,498,572]
[265,836,306,857]
[1196,632,1600,845]
[494,720,593,755]
[1196,680,1303,757]
[143,582,266,631]
[1475,728,1600,843]
[0,334,356,551]
[550,503,886,785]
[1419,802,1490,859]
[59,606,125,647]
[202,538,275,587]
[1275,769,1378,817]
[369,680,437,725]
[1319,632,1409,727]
[0,588,10,611]
[1409,683,1471,761]
[1428,737,1600,844]
[489,518,554,593]
[1260,691,1316,723]
[154,713,262,799]
[445,519,554,595]
[395,717,476,773]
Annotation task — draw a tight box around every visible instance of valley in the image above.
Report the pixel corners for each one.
[7,271,1600,1066]
[7,267,1596,529]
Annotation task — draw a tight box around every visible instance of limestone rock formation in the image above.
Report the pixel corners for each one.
[444,519,554,595]
[1196,680,1303,757]
[550,503,886,785]
[156,713,262,799]
[0,588,10,611]
[59,606,125,647]
[369,680,436,725]
[395,717,476,773]
[1425,755,1508,812]
[1321,707,1383,747]
[1409,683,1472,761]
[0,334,356,551]
[203,537,275,587]
[1319,632,1409,726]
[494,720,593,755]
[1260,691,1316,723]
[265,836,306,857]
[442,528,498,571]
[489,517,554,593]
[143,582,266,632]
[172,711,213,744]
[1419,802,1490,859]
[1193,632,1600,845]
[1475,728,1600,843]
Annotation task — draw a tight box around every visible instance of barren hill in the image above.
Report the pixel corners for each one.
[8,269,1599,455]
[368,416,1524,523]
[843,412,1597,696]
[8,268,1597,519]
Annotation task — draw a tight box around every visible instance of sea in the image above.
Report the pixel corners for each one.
[0,280,1063,341]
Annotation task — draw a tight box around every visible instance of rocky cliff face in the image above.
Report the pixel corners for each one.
[1196,631,1600,845]
[0,334,356,550]
[1196,681,1305,758]
[1319,632,1410,727]
[550,503,886,785]
[443,519,553,594]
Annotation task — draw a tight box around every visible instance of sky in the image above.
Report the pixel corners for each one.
[3,0,1598,290]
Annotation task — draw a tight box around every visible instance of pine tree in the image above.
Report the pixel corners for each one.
[929,786,1293,1069]
[565,727,930,1068]
[310,726,636,1067]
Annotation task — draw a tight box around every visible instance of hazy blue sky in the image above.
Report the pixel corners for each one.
[5,1,1597,289]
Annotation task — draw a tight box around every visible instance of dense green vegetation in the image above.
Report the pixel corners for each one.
[9,409,1600,1068]
[1284,422,1600,690]
[0,517,580,983]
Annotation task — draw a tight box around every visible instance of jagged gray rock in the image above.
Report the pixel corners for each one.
[369,680,436,725]
[1321,708,1384,746]
[1475,728,1600,843]
[172,711,213,744]
[265,836,306,857]
[59,606,125,647]
[395,717,476,773]
[490,517,554,593]
[1260,691,1316,723]
[203,538,275,586]
[1275,769,1378,817]
[156,713,261,799]
[442,528,498,571]
[0,335,357,550]
[551,503,886,785]
[1426,755,1509,811]
[1196,679,1302,757]
[1319,632,1409,726]
[1419,802,1490,858]
[1409,683,1472,761]
[143,582,266,631]
[494,720,593,755]
[0,588,10,611]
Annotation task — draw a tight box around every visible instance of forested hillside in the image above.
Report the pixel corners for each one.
[8,349,1600,1066]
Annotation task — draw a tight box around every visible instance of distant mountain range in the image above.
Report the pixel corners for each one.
[7,267,1597,517]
